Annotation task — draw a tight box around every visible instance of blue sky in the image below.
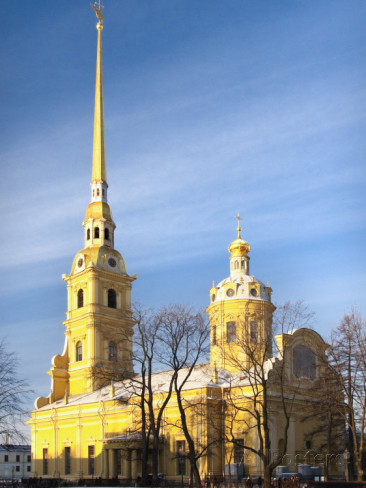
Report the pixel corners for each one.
[1,1,365,437]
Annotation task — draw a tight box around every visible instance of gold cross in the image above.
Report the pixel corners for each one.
[235,213,242,238]
[235,213,242,227]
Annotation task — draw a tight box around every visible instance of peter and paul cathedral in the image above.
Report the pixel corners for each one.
[28,3,343,482]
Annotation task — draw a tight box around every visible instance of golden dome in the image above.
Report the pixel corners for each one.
[228,214,251,256]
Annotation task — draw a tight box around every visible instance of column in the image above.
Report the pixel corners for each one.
[109,449,117,479]
[102,449,109,479]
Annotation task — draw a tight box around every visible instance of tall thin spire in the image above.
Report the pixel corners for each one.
[91,2,106,184]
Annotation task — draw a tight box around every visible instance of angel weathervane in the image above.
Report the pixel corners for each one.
[90,0,104,23]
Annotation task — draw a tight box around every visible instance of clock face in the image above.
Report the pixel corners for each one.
[250,288,258,297]
[77,258,83,268]
[108,257,117,268]
[226,288,235,297]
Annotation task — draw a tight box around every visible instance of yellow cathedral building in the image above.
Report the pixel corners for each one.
[28,5,344,484]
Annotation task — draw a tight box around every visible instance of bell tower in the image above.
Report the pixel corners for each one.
[206,215,275,372]
[35,3,135,407]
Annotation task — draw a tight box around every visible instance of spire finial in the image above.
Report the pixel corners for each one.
[235,213,242,239]
[90,1,104,24]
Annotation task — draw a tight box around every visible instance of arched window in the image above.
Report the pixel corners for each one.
[97,188,100,196]
[77,289,84,308]
[108,341,117,361]
[293,344,316,380]
[87,228,90,240]
[104,228,110,240]
[234,261,239,270]
[94,227,100,238]
[108,289,117,309]
[76,341,83,362]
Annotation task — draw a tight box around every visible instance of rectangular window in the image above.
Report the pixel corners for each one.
[16,455,20,462]
[65,446,71,475]
[234,439,244,464]
[27,455,31,463]
[43,448,48,476]
[4,454,8,462]
[27,466,31,472]
[176,440,186,475]
[88,446,95,476]
[250,322,258,343]
[16,466,20,472]
[212,325,217,346]
[226,321,236,343]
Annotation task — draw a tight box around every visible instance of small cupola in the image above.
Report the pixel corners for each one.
[229,214,250,278]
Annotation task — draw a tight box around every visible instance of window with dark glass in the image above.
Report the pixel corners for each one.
[234,439,244,464]
[116,449,122,475]
[104,228,110,240]
[27,466,31,472]
[27,455,31,463]
[65,446,71,475]
[76,341,83,362]
[88,446,95,476]
[226,321,236,343]
[43,448,48,475]
[77,289,84,308]
[108,341,117,362]
[4,455,8,462]
[87,228,90,240]
[16,455,20,462]
[94,227,100,238]
[212,325,217,346]
[176,440,186,475]
[108,289,117,309]
[250,322,258,343]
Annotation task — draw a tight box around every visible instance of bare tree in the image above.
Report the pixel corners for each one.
[222,300,316,488]
[92,305,178,483]
[328,309,366,481]
[0,339,32,442]
[131,306,178,484]
[157,305,210,488]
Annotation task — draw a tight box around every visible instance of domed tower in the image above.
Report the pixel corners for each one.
[36,7,135,406]
[207,215,275,372]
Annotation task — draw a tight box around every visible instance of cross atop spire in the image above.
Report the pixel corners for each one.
[235,213,242,239]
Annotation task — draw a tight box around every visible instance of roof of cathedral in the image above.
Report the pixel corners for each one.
[215,274,271,302]
[37,359,281,412]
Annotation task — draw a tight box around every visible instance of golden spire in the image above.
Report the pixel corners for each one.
[91,1,106,184]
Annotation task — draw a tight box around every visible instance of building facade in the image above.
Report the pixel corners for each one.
[0,445,31,480]
[28,5,345,483]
